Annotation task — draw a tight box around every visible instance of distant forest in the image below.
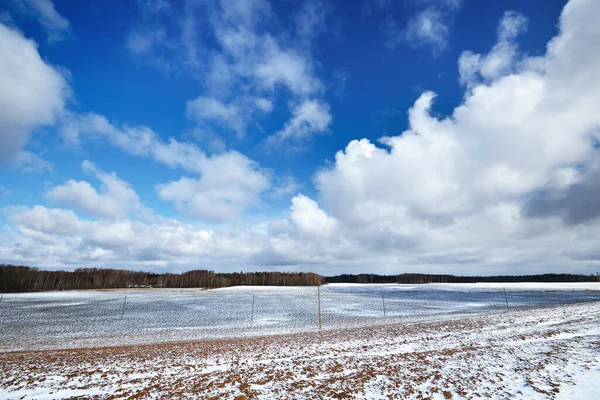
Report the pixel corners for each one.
[0,265,324,293]
[1,264,598,293]
[324,273,600,284]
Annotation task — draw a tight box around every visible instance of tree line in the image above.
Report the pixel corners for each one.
[324,273,600,284]
[2,264,597,292]
[0,264,324,293]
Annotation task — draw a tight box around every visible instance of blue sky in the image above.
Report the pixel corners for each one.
[1,0,599,275]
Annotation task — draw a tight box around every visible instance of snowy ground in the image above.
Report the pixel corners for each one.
[1,283,600,352]
[1,300,599,399]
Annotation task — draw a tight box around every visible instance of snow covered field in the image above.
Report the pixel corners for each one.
[1,283,600,352]
[1,299,599,399]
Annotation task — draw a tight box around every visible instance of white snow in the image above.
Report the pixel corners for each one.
[1,284,600,352]
[326,282,600,292]
[2,301,600,399]
[429,282,600,291]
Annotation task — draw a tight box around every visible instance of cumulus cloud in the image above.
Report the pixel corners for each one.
[13,206,85,238]
[268,100,332,147]
[60,113,271,222]
[308,0,600,268]
[319,0,600,222]
[458,11,528,88]
[0,24,69,162]
[289,194,337,238]
[2,195,349,270]
[4,205,264,269]
[156,152,269,222]
[46,161,153,220]
[4,0,600,275]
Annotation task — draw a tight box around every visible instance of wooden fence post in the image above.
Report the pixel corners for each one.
[120,295,127,320]
[318,285,322,329]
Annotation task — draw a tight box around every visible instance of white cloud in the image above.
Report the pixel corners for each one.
[186,95,274,138]
[8,0,70,43]
[458,11,528,88]
[126,0,330,148]
[60,113,271,222]
[268,175,301,199]
[187,127,228,153]
[255,98,274,113]
[186,96,243,136]
[0,24,69,162]
[13,206,85,238]
[268,100,332,146]
[156,152,269,222]
[404,8,449,51]
[2,197,349,270]
[46,161,152,220]
[289,194,337,237]
[254,46,323,96]
[61,113,203,171]
[308,0,600,268]
[4,0,600,275]
[384,0,461,54]
[4,205,264,269]
[498,10,528,42]
[12,151,53,172]
[294,0,331,43]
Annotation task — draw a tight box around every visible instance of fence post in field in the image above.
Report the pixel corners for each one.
[318,285,322,329]
[382,293,386,317]
[0,294,3,304]
[503,287,509,311]
[251,295,255,322]
[120,295,127,320]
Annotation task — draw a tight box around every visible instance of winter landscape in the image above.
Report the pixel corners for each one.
[3,0,600,397]
[1,283,600,398]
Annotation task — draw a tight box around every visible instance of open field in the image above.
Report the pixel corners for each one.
[1,283,600,398]
[1,300,599,399]
[1,283,600,352]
